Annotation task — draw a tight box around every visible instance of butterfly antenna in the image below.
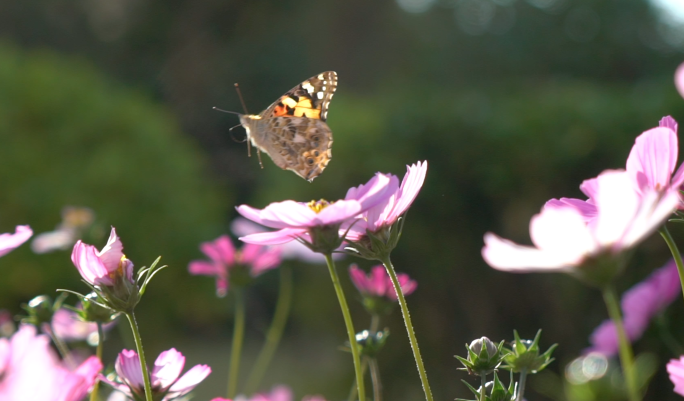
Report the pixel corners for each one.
[234,83,249,114]
[227,124,247,143]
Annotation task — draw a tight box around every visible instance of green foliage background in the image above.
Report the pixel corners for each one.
[1,0,684,399]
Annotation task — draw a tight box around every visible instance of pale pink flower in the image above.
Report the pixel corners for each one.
[188,235,282,296]
[483,169,680,273]
[103,348,211,401]
[235,386,327,401]
[675,62,684,100]
[588,259,680,356]
[71,227,133,286]
[668,356,684,396]
[0,325,102,401]
[345,161,427,240]
[349,265,417,301]
[626,116,684,200]
[51,308,115,343]
[237,173,394,246]
[0,225,32,258]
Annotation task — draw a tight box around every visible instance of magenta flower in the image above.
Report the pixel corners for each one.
[669,356,684,397]
[236,172,394,248]
[103,348,211,401]
[0,325,102,401]
[345,161,427,241]
[349,265,417,301]
[0,225,32,258]
[71,227,133,287]
[587,259,680,356]
[188,235,282,296]
[483,169,679,276]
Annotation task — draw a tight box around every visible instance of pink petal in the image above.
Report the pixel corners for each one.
[315,200,364,226]
[392,272,417,298]
[249,247,282,276]
[530,206,595,259]
[579,177,599,201]
[71,241,113,286]
[0,225,32,258]
[200,236,235,266]
[668,357,684,396]
[369,266,388,297]
[98,227,125,273]
[626,127,678,194]
[257,201,318,228]
[240,228,308,245]
[167,364,211,396]
[268,385,294,401]
[152,348,185,390]
[660,116,678,133]
[387,160,428,223]
[116,349,145,390]
[344,173,394,212]
[349,265,370,294]
[591,170,640,247]
[62,355,103,401]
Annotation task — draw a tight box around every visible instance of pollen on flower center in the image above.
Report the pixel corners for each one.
[307,199,332,213]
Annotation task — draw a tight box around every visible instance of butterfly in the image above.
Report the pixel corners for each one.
[238,71,337,182]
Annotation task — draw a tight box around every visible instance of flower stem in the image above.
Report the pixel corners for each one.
[659,226,684,305]
[369,357,382,401]
[46,324,75,369]
[227,287,246,399]
[380,256,434,401]
[125,312,154,401]
[602,285,639,401]
[347,358,369,401]
[324,253,366,401]
[480,374,486,401]
[515,369,527,401]
[245,267,293,395]
[89,323,104,401]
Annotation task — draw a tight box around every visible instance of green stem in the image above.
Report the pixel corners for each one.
[47,324,75,369]
[659,226,684,305]
[602,285,639,401]
[89,323,104,401]
[655,314,684,355]
[380,256,434,401]
[227,287,246,399]
[480,374,486,401]
[347,358,369,401]
[125,312,154,401]
[370,314,380,335]
[515,369,527,401]
[324,253,366,401]
[245,267,293,395]
[369,358,382,401]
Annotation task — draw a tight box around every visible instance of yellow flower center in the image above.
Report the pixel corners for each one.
[307,199,332,213]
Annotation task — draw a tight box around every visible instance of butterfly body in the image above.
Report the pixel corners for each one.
[239,71,337,182]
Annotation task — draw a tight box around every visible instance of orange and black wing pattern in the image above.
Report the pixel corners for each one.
[263,71,337,121]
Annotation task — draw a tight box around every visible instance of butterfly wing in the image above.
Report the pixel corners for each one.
[244,71,337,182]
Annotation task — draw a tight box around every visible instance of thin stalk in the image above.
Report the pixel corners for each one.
[660,226,684,305]
[347,358,369,401]
[245,267,293,395]
[89,323,105,401]
[370,314,380,335]
[125,312,154,401]
[380,256,434,401]
[515,369,527,401]
[46,324,75,369]
[227,287,246,399]
[324,253,366,401]
[480,374,486,401]
[369,358,382,401]
[656,314,684,355]
[602,285,639,401]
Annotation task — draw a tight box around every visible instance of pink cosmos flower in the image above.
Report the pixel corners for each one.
[51,308,115,343]
[0,325,102,401]
[103,348,211,401]
[676,62,684,100]
[345,161,428,240]
[626,116,684,201]
[188,235,282,296]
[483,169,679,273]
[71,227,133,286]
[349,265,417,301]
[0,225,32,258]
[587,259,680,356]
[236,172,394,246]
[669,356,684,396]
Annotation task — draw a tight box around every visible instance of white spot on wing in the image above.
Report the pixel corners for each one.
[294,134,307,143]
[317,92,324,99]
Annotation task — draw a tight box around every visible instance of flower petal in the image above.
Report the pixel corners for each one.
[71,240,113,286]
[240,228,308,245]
[167,364,212,396]
[152,348,185,390]
[98,227,125,273]
[482,231,582,272]
[0,225,32,258]
[116,349,145,391]
[387,160,428,223]
[201,236,235,266]
[626,126,678,194]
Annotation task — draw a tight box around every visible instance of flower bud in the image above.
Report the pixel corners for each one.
[502,330,557,374]
[456,336,507,376]
[20,295,55,328]
[354,329,390,358]
[457,372,516,401]
[77,293,117,324]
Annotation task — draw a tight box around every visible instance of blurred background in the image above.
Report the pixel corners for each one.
[1,0,684,399]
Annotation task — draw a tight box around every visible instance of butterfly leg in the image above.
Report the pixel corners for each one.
[256,147,264,169]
